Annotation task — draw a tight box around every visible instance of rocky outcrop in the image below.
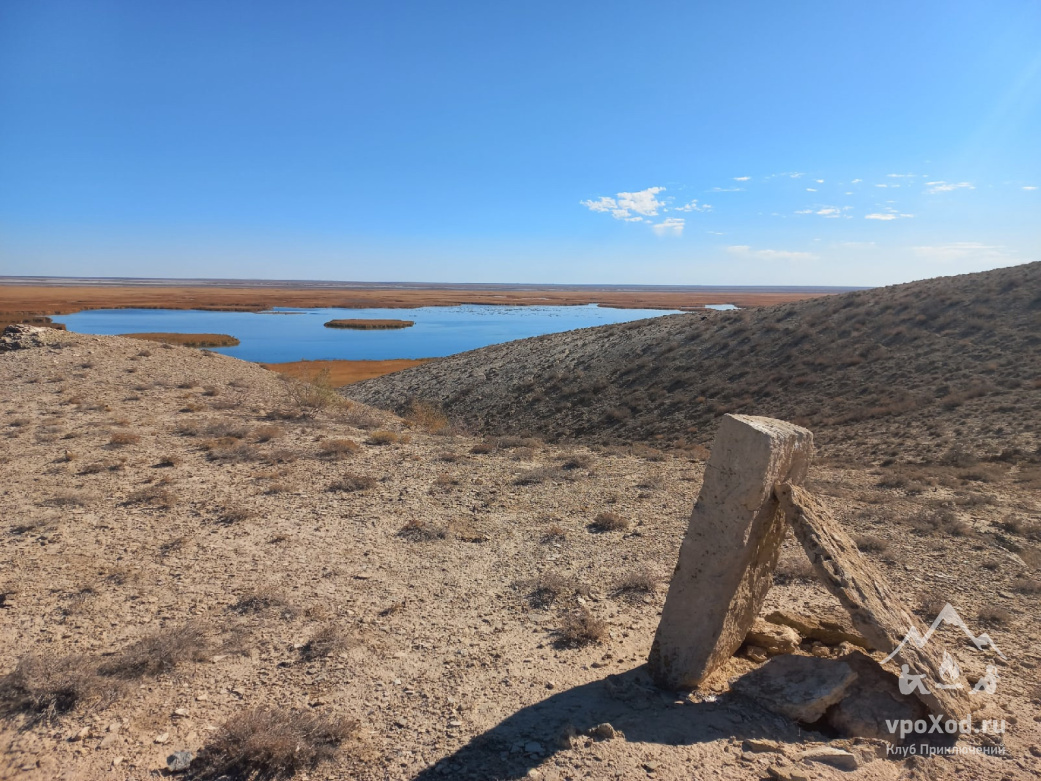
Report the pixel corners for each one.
[648,414,813,689]
[732,654,857,723]
[0,324,49,352]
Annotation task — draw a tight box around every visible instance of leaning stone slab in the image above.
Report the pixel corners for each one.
[776,483,972,722]
[648,414,813,689]
[731,654,857,723]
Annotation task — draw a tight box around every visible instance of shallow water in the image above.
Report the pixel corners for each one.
[60,304,698,363]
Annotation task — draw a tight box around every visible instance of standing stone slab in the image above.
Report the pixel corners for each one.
[776,483,972,721]
[649,415,813,689]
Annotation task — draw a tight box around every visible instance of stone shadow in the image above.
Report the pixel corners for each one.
[412,664,816,780]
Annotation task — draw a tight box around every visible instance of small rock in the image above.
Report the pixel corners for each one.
[744,618,801,656]
[173,708,190,718]
[587,722,617,740]
[166,751,194,773]
[448,719,462,728]
[98,733,121,749]
[767,766,808,781]
[731,655,857,723]
[106,721,122,734]
[545,681,555,690]
[154,732,170,744]
[524,741,544,755]
[742,738,784,754]
[799,746,859,771]
[1029,745,1041,758]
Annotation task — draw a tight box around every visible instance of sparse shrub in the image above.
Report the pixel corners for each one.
[299,625,349,662]
[215,505,253,524]
[447,518,487,542]
[230,590,295,618]
[202,385,220,397]
[612,568,658,600]
[318,438,360,459]
[41,490,88,508]
[205,440,261,463]
[0,654,112,725]
[514,465,565,486]
[366,429,405,446]
[438,451,461,463]
[254,425,284,442]
[470,442,494,455]
[528,572,575,609]
[123,485,176,508]
[327,474,376,493]
[1013,577,1041,594]
[397,518,446,542]
[404,399,450,433]
[589,512,628,533]
[280,369,344,419]
[977,606,1012,627]
[190,707,357,781]
[773,555,816,584]
[854,534,889,554]
[554,608,607,648]
[97,624,210,679]
[561,454,591,471]
[541,524,566,543]
[107,431,140,447]
[911,508,972,537]
[155,454,182,468]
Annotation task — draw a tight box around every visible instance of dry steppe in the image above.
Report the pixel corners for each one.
[1,263,1040,781]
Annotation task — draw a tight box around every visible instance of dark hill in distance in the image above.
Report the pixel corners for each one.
[348,262,1041,463]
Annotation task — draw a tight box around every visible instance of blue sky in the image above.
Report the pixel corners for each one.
[1,1,1039,286]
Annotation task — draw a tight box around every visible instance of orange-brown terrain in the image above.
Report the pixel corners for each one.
[323,320,415,330]
[0,279,841,323]
[263,359,435,387]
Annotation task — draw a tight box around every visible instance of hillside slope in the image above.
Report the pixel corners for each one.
[349,262,1041,462]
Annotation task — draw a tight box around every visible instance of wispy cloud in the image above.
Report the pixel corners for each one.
[733,176,751,181]
[710,186,744,192]
[652,217,685,237]
[1023,185,1037,191]
[816,207,841,217]
[726,245,816,261]
[851,178,863,184]
[673,199,711,213]
[794,209,814,214]
[912,242,1009,262]
[805,188,817,192]
[865,212,914,220]
[925,181,974,194]
[580,186,666,222]
[887,173,916,178]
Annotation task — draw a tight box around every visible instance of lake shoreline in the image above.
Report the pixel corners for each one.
[262,358,435,386]
[0,280,847,324]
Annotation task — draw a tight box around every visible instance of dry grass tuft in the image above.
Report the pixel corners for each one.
[404,399,451,434]
[190,707,357,781]
[41,490,90,507]
[254,424,284,442]
[123,485,176,508]
[230,590,296,618]
[318,438,360,459]
[97,624,210,679]
[554,608,607,649]
[612,568,658,600]
[541,524,567,543]
[366,429,406,446]
[0,655,115,725]
[299,625,350,662]
[853,534,890,554]
[107,431,140,447]
[215,504,254,525]
[977,606,1012,627]
[589,511,628,533]
[397,518,446,542]
[327,474,377,493]
[527,572,577,609]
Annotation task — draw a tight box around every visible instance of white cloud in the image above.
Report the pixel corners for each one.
[733,176,751,181]
[925,181,974,194]
[794,209,814,214]
[711,186,744,192]
[851,178,863,184]
[912,242,1008,262]
[815,179,824,184]
[652,217,685,237]
[581,186,666,223]
[887,173,915,178]
[674,199,711,213]
[805,188,817,192]
[726,245,817,261]
[1023,185,1037,191]
[865,212,914,220]
[816,207,841,217]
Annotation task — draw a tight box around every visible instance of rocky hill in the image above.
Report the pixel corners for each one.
[349,262,1041,465]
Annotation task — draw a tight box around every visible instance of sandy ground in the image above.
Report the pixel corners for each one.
[1,329,1038,780]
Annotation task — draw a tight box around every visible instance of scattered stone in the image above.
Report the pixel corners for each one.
[764,610,868,649]
[173,708,190,718]
[732,654,857,723]
[650,415,813,689]
[524,741,544,755]
[154,732,170,744]
[827,651,928,741]
[744,618,801,656]
[742,738,784,754]
[798,746,859,771]
[777,483,973,721]
[587,722,618,740]
[166,751,194,773]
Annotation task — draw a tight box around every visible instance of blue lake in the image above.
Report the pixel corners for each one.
[59,304,708,363]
